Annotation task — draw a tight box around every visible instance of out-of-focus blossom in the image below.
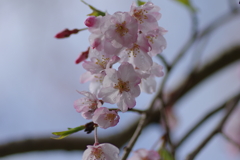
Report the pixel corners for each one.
[93,107,120,129]
[82,143,119,160]
[223,106,240,154]
[138,62,164,93]
[128,149,160,160]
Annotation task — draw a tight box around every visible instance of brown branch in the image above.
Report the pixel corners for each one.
[174,93,237,149]
[167,46,240,107]
[185,93,240,160]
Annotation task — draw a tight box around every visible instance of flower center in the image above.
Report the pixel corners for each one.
[95,55,110,69]
[114,78,130,94]
[133,9,148,24]
[146,35,158,44]
[126,43,140,57]
[115,21,129,36]
[91,147,104,159]
[105,113,117,122]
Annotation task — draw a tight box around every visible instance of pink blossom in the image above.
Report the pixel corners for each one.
[104,12,138,48]
[147,27,167,56]
[128,149,160,160]
[130,2,161,32]
[82,50,120,74]
[92,107,120,129]
[137,62,164,93]
[98,62,141,112]
[74,91,102,119]
[119,32,152,71]
[82,143,119,160]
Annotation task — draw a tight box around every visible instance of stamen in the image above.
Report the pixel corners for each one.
[115,21,129,36]
[105,113,117,122]
[114,78,130,94]
[133,9,148,24]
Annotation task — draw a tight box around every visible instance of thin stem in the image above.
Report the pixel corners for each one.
[121,113,147,160]
[109,108,145,114]
[171,13,198,67]
[157,54,171,71]
[174,103,225,149]
[185,93,240,160]
[221,131,240,151]
[94,127,99,145]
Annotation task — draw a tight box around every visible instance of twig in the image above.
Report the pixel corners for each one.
[221,131,240,151]
[121,113,147,160]
[167,46,240,107]
[157,54,171,71]
[185,93,240,160]
[174,98,226,149]
[171,13,198,67]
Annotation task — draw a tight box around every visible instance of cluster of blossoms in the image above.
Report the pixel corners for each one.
[68,1,166,159]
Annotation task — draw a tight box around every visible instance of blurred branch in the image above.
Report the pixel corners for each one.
[157,54,171,71]
[174,93,238,149]
[167,45,240,107]
[0,44,239,158]
[171,13,198,67]
[172,6,239,67]
[121,113,147,160]
[185,93,240,160]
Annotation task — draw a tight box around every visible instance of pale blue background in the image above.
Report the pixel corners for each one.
[0,0,240,159]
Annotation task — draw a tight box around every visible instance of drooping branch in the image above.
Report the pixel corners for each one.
[174,92,238,149]
[167,46,240,107]
[185,92,240,160]
[0,45,239,158]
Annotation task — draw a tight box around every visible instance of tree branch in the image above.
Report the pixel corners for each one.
[167,46,240,107]
[185,93,240,160]
[174,93,237,149]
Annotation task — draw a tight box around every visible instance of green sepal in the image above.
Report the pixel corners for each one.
[174,0,196,12]
[81,0,105,17]
[158,148,175,160]
[52,125,85,140]
[137,0,146,6]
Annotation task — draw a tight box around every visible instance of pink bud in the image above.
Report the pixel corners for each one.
[55,29,80,39]
[85,16,97,27]
[75,47,90,64]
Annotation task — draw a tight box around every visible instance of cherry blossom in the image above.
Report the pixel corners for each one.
[128,149,160,160]
[119,32,152,71]
[82,49,120,74]
[82,143,119,160]
[74,91,102,119]
[130,1,161,32]
[146,27,167,56]
[98,62,141,112]
[104,12,138,48]
[93,107,120,129]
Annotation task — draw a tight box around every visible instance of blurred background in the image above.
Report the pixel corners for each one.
[0,0,239,159]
